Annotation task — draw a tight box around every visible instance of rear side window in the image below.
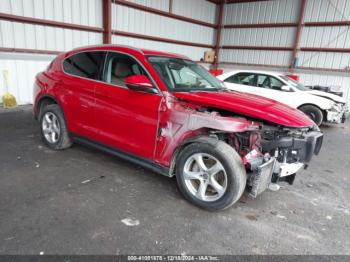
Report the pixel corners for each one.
[63,51,105,80]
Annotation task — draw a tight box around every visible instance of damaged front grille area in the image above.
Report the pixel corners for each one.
[223,124,324,198]
[249,157,276,198]
[260,125,323,164]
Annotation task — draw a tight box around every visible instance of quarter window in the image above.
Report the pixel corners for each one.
[63,51,105,80]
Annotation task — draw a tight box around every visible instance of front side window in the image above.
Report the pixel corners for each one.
[148,56,224,92]
[103,52,148,87]
[226,73,257,86]
[63,51,105,80]
[257,75,284,90]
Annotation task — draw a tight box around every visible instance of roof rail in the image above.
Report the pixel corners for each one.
[71,44,144,54]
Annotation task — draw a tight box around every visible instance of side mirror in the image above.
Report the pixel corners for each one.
[281,85,292,92]
[124,75,158,94]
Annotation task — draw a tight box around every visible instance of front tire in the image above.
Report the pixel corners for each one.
[39,104,72,150]
[299,105,323,126]
[176,140,246,211]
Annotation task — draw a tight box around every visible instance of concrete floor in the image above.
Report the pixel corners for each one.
[0,105,349,255]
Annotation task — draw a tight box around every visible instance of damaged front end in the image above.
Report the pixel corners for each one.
[156,94,323,198]
[238,125,323,197]
[325,103,349,124]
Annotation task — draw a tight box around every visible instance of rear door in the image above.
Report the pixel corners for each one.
[62,51,106,138]
[93,51,162,160]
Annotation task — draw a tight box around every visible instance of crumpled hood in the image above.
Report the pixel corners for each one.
[173,90,314,128]
[306,90,346,104]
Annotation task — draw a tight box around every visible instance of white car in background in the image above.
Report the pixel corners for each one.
[217,70,348,126]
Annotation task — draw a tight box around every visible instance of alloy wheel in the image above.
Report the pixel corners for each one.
[42,112,60,144]
[183,153,227,202]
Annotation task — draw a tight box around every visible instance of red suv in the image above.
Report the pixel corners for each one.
[33,45,323,211]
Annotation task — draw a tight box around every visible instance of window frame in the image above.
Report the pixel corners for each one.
[62,50,107,81]
[147,56,224,92]
[100,51,161,94]
[226,72,257,87]
[256,74,285,91]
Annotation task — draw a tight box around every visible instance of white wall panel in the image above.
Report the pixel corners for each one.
[222,27,296,47]
[0,57,53,105]
[127,0,169,12]
[0,21,102,51]
[172,0,217,24]
[296,0,350,70]
[0,0,103,27]
[221,0,300,67]
[300,26,350,48]
[112,5,215,45]
[304,0,350,22]
[297,51,350,70]
[223,0,300,24]
[220,49,291,66]
[112,35,208,61]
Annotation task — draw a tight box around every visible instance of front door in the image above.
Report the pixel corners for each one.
[94,51,162,160]
[256,74,294,106]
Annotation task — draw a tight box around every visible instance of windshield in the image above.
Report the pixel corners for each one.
[279,75,309,91]
[148,56,225,92]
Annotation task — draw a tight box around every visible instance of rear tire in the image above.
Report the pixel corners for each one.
[39,104,72,150]
[176,140,246,211]
[299,105,323,126]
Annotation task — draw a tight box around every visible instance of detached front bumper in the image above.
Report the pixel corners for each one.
[246,131,323,198]
[248,158,305,198]
[326,103,349,124]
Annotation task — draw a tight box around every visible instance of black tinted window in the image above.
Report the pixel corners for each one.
[257,75,284,90]
[63,51,105,80]
[225,73,256,86]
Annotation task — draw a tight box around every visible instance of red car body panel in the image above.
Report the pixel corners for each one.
[172,91,314,128]
[33,45,315,171]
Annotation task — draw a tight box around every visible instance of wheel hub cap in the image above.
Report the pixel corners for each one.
[183,153,227,202]
[42,112,60,144]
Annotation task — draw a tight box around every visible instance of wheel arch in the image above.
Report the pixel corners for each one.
[35,95,61,119]
[297,103,326,119]
[169,135,223,177]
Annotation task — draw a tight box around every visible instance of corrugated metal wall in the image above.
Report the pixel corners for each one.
[1,0,349,105]
[127,0,170,12]
[219,0,350,104]
[172,0,216,24]
[223,0,300,24]
[112,1,216,60]
[220,0,350,70]
[0,0,104,105]
[0,0,103,51]
[113,35,210,61]
[0,53,54,105]
[112,5,214,46]
[0,0,103,26]
[0,0,217,105]
[220,0,300,66]
[127,0,216,23]
[298,0,350,70]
